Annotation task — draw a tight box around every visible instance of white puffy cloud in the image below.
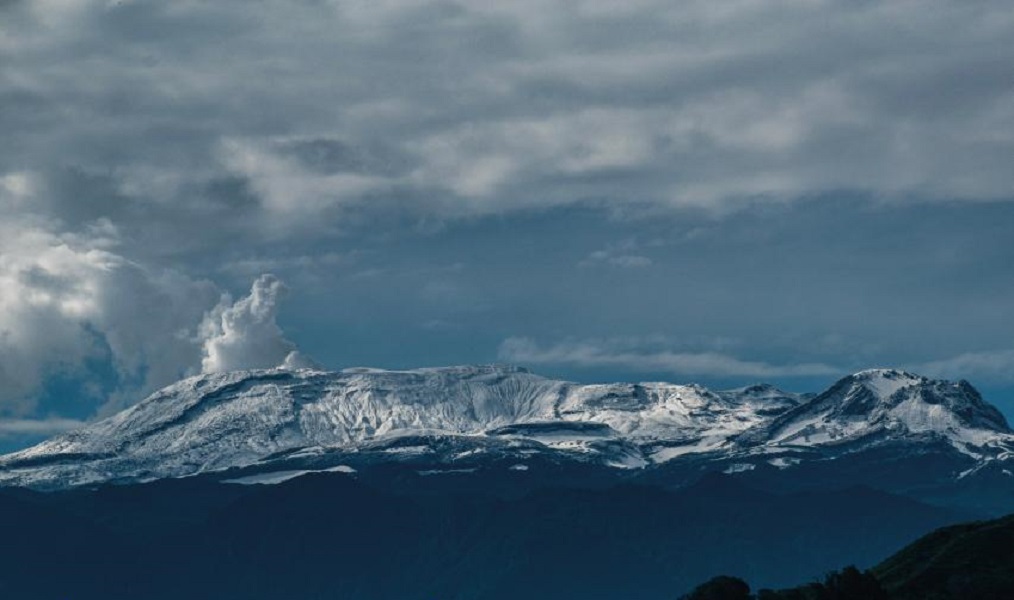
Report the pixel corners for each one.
[0,164,313,419]
[0,213,311,418]
[199,274,313,373]
[579,240,653,268]
[0,215,219,416]
[217,138,391,224]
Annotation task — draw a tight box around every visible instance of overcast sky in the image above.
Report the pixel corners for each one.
[1,0,1013,450]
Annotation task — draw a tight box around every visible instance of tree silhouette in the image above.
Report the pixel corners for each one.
[752,565,889,600]
[822,566,888,600]
[680,575,752,600]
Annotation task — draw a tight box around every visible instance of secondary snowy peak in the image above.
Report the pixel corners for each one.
[756,369,1011,449]
[715,383,804,414]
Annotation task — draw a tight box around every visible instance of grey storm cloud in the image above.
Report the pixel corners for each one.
[2,0,1014,249]
[2,0,1014,433]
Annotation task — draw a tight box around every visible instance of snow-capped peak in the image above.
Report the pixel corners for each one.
[755,369,1011,451]
[849,368,927,397]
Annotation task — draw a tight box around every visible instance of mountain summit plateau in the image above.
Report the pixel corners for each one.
[3,365,1012,497]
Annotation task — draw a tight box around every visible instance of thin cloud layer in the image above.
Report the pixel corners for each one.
[0,417,85,438]
[499,337,839,378]
[913,350,1014,383]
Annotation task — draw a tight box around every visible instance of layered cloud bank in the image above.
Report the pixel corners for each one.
[2,0,1013,250]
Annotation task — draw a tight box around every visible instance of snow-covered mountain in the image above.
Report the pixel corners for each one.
[738,369,1012,451]
[1,365,1012,491]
